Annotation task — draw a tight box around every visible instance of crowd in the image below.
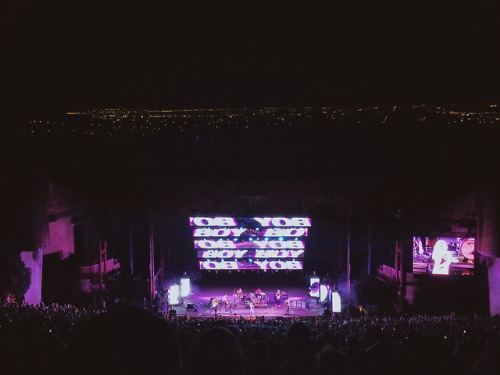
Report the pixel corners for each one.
[1,300,500,375]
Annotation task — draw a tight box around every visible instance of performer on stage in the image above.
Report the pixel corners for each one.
[249,301,255,317]
[235,287,244,299]
[255,288,266,304]
[431,239,458,275]
[235,287,246,306]
[275,289,283,307]
[284,297,290,314]
[222,293,228,311]
[210,297,219,315]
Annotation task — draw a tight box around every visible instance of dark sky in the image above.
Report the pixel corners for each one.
[2,1,500,116]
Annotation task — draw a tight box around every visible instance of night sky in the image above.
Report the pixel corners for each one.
[2,1,500,117]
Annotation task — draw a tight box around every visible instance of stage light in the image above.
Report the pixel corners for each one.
[319,284,329,302]
[309,276,320,298]
[180,277,191,297]
[169,284,180,305]
[331,290,342,313]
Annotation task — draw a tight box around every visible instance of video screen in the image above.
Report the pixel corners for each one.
[412,236,475,275]
[189,216,311,271]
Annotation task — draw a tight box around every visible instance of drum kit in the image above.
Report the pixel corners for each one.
[249,291,269,306]
[232,288,271,308]
[458,238,475,261]
[207,287,292,312]
[445,238,475,262]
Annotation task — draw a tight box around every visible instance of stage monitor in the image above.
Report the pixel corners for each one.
[190,216,311,271]
[412,236,475,276]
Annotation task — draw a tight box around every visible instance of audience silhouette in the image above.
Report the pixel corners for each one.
[63,305,181,375]
[1,301,500,375]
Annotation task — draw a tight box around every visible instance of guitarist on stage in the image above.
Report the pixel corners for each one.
[210,297,219,315]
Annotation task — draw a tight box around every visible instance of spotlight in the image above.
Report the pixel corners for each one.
[319,284,329,302]
[180,276,190,297]
[331,290,342,313]
[168,284,180,305]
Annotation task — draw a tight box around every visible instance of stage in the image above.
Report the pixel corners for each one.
[161,285,327,318]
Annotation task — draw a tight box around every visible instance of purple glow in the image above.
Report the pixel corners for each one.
[21,250,43,305]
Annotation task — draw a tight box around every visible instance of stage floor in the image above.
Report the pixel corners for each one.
[164,285,326,318]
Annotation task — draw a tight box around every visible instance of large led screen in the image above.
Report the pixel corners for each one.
[190,217,311,271]
[412,236,475,275]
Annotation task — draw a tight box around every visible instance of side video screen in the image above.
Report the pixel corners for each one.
[412,236,475,275]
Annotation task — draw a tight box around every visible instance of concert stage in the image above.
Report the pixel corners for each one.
[163,285,326,318]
